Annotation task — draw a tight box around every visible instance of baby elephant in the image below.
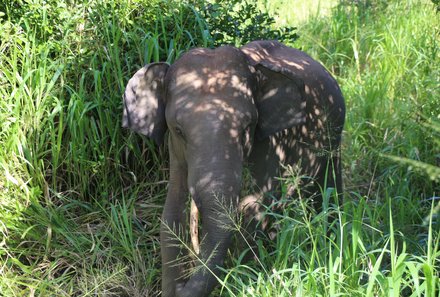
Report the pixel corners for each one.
[122,40,345,297]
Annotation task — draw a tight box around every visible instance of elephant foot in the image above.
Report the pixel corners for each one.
[175,279,207,297]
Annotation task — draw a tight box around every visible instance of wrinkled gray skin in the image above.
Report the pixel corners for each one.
[122,40,345,297]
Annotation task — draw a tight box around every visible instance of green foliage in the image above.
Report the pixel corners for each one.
[0,0,209,294]
[432,0,440,11]
[196,0,298,46]
[296,0,440,197]
[0,0,210,200]
[223,192,439,296]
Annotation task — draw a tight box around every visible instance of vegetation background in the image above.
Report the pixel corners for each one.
[0,0,439,296]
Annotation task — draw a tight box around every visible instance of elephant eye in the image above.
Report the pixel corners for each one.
[175,127,184,138]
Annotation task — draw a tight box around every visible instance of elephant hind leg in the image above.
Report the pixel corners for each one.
[311,152,343,215]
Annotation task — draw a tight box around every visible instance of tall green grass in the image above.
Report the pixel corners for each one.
[287,1,440,198]
[1,0,439,296]
[1,0,209,295]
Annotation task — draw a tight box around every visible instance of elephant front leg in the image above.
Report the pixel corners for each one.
[161,164,189,297]
[161,203,188,297]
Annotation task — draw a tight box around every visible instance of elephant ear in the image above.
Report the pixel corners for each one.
[254,62,307,139]
[122,62,169,145]
[241,42,307,140]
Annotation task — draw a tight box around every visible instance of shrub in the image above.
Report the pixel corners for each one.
[196,0,299,46]
[432,0,440,12]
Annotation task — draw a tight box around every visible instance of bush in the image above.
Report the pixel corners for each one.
[196,0,299,46]
[432,0,440,12]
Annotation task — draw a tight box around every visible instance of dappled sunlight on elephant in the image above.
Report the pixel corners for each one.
[122,40,345,297]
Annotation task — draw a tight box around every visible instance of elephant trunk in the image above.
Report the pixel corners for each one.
[179,160,243,297]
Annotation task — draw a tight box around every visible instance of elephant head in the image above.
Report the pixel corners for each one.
[122,41,344,297]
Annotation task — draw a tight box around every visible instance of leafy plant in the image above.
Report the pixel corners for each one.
[432,0,440,12]
[382,119,440,182]
[196,0,298,46]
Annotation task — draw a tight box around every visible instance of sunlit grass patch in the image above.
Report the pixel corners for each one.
[221,193,439,296]
[262,0,340,25]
